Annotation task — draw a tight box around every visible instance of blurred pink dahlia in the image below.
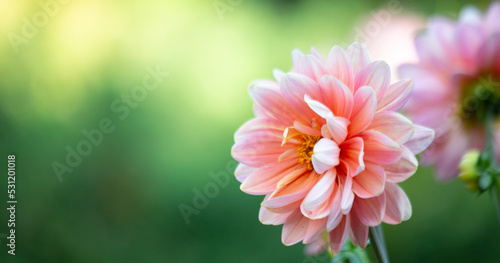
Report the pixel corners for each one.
[400,2,500,180]
[231,43,434,253]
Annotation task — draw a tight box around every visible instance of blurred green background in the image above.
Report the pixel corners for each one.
[0,0,498,262]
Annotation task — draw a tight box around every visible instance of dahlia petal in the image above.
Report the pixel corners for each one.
[303,218,327,244]
[304,95,331,119]
[376,78,413,112]
[329,216,350,254]
[477,34,500,74]
[352,162,385,198]
[318,75,354,118]
[360,130,401,165]
[293,121,322,137]
[301,169,336,219]
[249,81,297,122]
[281,73,322,120]
[292,49,305,70]
[326,185,343,230]
[368,111,414,144]
[397,64,448,103]
[282,210,309,246]
[273,69,285,82]
[345,42,371,75]
[326,113,349,145]
[234,163,257,183]
[300,55,329,81]
[234,117,286,142]
[259,199,293,225]
[353,194,386,226]
[456,23,485,67]
[348,86,377,136]
[339,137,365,177]
[241,159,305,195]
[348,210,369,248]
[385,146,418,183]
[485,2,500,33]
[354,61,391,101]
[340,175,354,214]
[312,138,340,174]
[403,125,435,155]
[326,45,354,88]
[383,182,412,224]
[310,46,324,61]
[264,172,319,213]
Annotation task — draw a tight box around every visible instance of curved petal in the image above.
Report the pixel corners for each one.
[282,209,309,246]
[353,194,386,226]
[303,218,327,244]
[352,162,386,198]
[318,75,354,118]
[326,184,343,230]
[368,111,414,144]
[360,130,401,165]
[281,73,322,120]
[383,182,412,224]
[354,61,391,101]
[300,55,329,82]
[304,95,331,119]
[235,163,257,183]
[385,146,418,183]
[329,215,350,254]
[264,172,319,213]
[346,42,371,76]
[340,174,354,214]
[403,125,435,155]
[326,113,350,145]
[348,86,377,136]
[326,45,354,88]
[301,169,336,219]
[348,210,369,248]
[259,197,293,225]
[339,137,365,177]
[376,78,413,112]
[312,138,340,174]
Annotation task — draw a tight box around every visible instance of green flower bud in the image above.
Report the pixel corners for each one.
[458,150,481,191]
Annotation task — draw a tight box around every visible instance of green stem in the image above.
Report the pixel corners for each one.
[492,182,500,227]
[369,225,389,263]
[486,109,500,226]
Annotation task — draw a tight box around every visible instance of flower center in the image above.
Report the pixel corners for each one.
[459,74,500,126]
[296,134,321,170]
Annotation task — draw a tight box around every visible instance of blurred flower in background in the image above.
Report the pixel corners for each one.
[231,43,434,254]
[399,2,500,180]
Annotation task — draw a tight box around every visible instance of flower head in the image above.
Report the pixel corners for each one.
[232,43,434,253]
[399,2,500,180]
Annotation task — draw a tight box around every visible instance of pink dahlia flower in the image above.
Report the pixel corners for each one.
[231,43,434,253]
[399,2,500,180]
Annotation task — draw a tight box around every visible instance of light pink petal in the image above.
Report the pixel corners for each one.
[326,184,343,230]
[303,218,327,244]
[293,121,322,137]
[264,172,319,213]
[282,209,309,246]
[259,197,293,225]
[354,61,391,101]
[310,46,324,61]
[346,42,371,76]
[312,138,340,174]
[485,2,500,33]
[360,130,401,165]
[348,210,369,248]
[232,119,294,167]
[352,162,385,198]
[403,125,435,155]
[235,163,257,183]
[329,215,350,254]
[353,194,386,226]
[368,111,414,144]
[273,69,285,82]
[292,49,305,70]
[300,55,329,82]
[304,95,331,119]
[477,34,500,74]
[326,113,350,145]
[376,78,413,112]
[318,75,354,118]
[456,23,485,68]
[348,86,377,136]
[326,45,354,88]
[340,174,354,214]
[280,73,322,120]
[249,81,298,123]
[301,169,336,219]
[241,159,304,195]
[383,182,412,224]
[398,64,449,104]
[339,137,365,177]
[385,146,418,183]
